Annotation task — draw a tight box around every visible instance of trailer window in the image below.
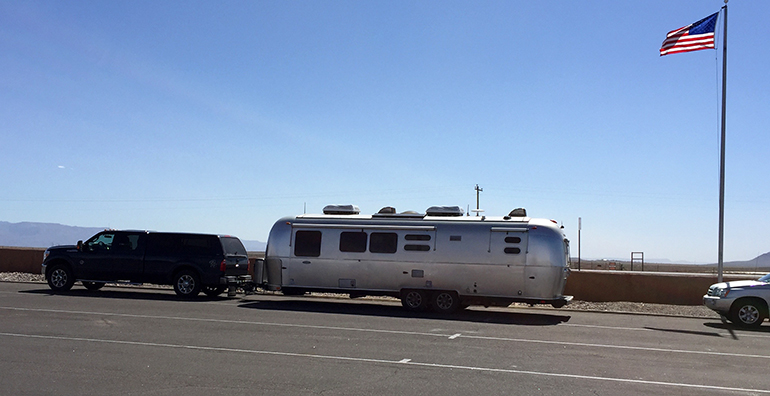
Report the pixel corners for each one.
[505,236,521,244]
[405,234,431,241]
[339,231,367,252]
[369,232,397,254]
[504,247,521,254]
[295,231,322,257]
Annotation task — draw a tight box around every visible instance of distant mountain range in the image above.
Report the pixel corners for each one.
[0,221,267,252]
[578,252,770,269]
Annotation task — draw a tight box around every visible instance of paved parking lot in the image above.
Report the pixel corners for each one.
[1,281,769,395]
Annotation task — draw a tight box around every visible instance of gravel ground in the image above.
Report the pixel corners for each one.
[0,272,719,319]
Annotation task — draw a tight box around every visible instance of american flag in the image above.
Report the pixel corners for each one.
[660,12,719,56]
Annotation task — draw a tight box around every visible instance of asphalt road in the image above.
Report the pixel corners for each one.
[1,282,769,396]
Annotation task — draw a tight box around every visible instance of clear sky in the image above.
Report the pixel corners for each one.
[1,0,768,263]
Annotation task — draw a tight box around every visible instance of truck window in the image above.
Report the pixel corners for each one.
[369,232,397,254]
[339,231,367,252]
[179,235,220,256]
[113,233,142,252]
[220,236,248,256]
[86,233,115,252]
[295,231,322,257]
[146,234,177,256]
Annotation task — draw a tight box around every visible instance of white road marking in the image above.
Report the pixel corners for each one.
[2,306,769,360]
[0,331,767,395]
[448,333,461,339]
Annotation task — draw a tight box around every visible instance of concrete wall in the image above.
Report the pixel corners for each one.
[0,247,45,274]
[0,247,753,305]
[563,270,747,306]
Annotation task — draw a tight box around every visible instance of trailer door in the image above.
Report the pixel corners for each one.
[523,228,566,299]
[286,229,323,287]
[489,227,528,297]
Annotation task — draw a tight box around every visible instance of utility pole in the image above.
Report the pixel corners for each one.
[578,217,581,271]
[474,184,483,216]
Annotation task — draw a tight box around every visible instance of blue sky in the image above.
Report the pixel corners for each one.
[1,1,768,263]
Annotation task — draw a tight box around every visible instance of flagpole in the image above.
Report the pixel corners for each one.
[717,1,728,283]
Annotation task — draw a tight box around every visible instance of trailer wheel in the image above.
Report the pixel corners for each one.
[401,290,428,312]
[47,264,75,292]
[431,291,460,314]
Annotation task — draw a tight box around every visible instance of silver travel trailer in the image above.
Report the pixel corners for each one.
[260,205,571,313]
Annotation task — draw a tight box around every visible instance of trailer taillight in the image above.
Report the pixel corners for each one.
[220,259,226,272]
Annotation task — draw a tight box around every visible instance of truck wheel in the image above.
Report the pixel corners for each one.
[401,290,428,312]
[730,299,767,328]
[431,291,460,314]
[47,265,75,292]
[82,281,105,291]
[173,270,201,298]
[203,285,227,297]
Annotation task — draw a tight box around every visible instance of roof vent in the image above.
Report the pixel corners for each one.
[508,208,527,217]
[377,206,396,214]
[426,206,465,217]
[323,204,360,215]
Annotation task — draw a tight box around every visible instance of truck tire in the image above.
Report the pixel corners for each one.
[47,264,75,292]
[173,270,201,298]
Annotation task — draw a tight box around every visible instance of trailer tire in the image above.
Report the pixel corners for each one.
[431,291,460,314]
[401,290,428,312]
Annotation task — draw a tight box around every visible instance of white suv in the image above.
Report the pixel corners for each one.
[704,273,770,327]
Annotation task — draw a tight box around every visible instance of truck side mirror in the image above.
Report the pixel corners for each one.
[77,240,83,251]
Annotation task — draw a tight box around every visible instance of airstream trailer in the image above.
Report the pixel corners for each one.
[260,205,571,313]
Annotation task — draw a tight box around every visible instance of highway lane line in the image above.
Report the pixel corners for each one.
[0,331,767,395]
[3,306,770,360]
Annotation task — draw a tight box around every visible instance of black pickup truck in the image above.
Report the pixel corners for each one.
[42,230,252,297]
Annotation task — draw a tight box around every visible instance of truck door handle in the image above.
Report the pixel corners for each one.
[529,276,536,279]
[302,261,311,264]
